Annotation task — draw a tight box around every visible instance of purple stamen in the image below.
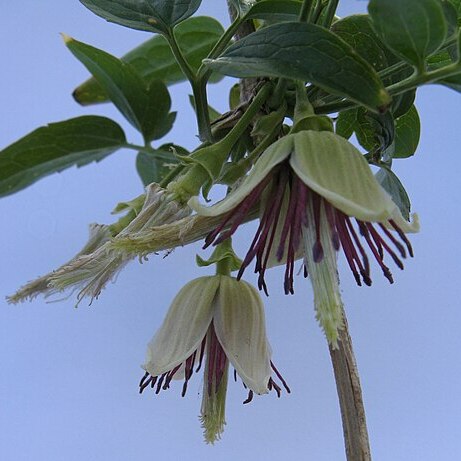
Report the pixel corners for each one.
[204,163,414,294]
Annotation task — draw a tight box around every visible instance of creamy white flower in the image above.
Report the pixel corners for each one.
[139,275,289,443]
[189,131,419,345]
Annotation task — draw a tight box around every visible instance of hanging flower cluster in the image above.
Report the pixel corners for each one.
[7,77,420,442]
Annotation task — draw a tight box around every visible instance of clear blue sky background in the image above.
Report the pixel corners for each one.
[1,1,461,460]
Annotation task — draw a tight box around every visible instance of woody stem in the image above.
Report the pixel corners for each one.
[329,307,372,461]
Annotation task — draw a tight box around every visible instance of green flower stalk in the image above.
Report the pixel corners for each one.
[190,130,419,345]
[139,275,289,443]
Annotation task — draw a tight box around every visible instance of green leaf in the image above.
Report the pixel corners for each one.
[79,0,202,34]
[335,109,356,140]
[229,84,241,109]
[245,0,302,21]
[368,0,448,69]
[64,35,174,142]
[73,17,224,106]
[447,0,461,20]
[332,14,391,73]
[336,108,394,154]
[441,0,460,37]
[375,168,411,220]
[391,90,416,119]
[332,14,414,86]
[0,116,126,197]
[136,144,185,185]
[205,22,390,113]
[393,105,420,158]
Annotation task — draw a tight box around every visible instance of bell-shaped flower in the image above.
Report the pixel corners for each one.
[139,275,289,443]
[190,131,419,345]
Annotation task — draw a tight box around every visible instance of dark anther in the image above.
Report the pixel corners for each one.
[243,390,254,404]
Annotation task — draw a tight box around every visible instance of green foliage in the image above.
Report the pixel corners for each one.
[0,116,126,197]
[336,104,420,161]
[136,144,185,186]
[393,106,421,159]
[332,14,390,73]
[79,0,202,34]
[205,22,391,112]
[74,17,224,105]
[3,0,461,210]
[375,167,411,220]
[65,35,175,142]
[368,0,448,70]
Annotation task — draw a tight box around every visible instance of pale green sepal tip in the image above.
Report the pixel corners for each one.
[189,135,294,216]
[196,240,243,272]
[214,276,272,395]
[111,194,145,215]
[143,276,220,377]
[291,131,404,223]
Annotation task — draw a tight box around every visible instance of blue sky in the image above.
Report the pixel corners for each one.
[1,1,461,460]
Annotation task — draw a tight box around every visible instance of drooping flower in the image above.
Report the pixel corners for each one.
[190,131,419,345]
[139,275,289,443]
[8,183,191,305]
[7,223,112,304]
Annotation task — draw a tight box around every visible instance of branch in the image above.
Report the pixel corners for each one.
[329,308,371,461]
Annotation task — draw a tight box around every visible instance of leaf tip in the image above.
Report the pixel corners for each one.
[60,33,73,45]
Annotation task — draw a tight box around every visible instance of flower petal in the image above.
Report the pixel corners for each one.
[7,223,112,304]
[189,135,294,216]
[290,131,407,223]
[48,245,130,304]
[143,276,220,377]
[213,276,272,395]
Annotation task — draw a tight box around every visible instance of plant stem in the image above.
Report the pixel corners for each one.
[329,308,371,461]
[191,78,213,142]
[321,0,339,28]
[165,29,212,142]
[219,82,272,151]
[386,63,461,96]
[197,15,243,81]
[299,0,314,22]
[159,164,185,188]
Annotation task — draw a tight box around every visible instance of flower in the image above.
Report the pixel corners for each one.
[190,131,419,345]
[139,275,289,443]
[7,223,112,304]
[8,183,191,305]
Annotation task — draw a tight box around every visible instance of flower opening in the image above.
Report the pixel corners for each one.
[139,275,289,442]
[194,131,418,296]
[204,162,414,295]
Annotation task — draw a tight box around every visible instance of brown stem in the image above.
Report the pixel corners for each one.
[329,308,372,461]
